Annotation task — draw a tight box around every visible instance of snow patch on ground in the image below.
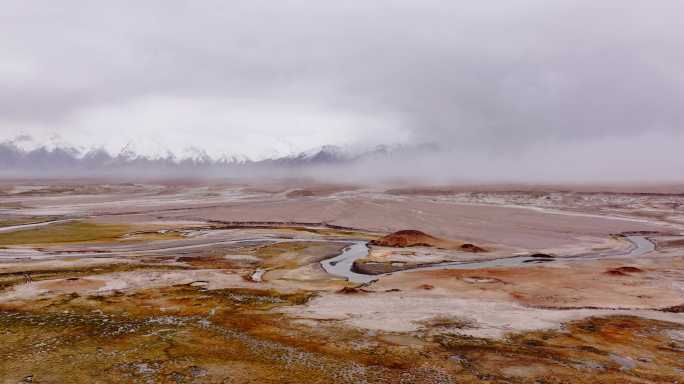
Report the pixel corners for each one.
[282,292,684,339]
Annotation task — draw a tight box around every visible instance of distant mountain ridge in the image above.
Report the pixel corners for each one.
[0,139,439,177]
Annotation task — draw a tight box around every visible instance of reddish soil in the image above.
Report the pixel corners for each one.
[370,230,441,247]
[337,286,369,294]
[662,304,684,313]
[658,238,684,249]
[604,266,645,276]
[370,230,486,252]
[460,243,487,252]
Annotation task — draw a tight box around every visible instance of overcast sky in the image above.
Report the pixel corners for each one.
[1,1,683,166]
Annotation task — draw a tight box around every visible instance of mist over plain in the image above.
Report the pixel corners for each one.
[1,1,683,184]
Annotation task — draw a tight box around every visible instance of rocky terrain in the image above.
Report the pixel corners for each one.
[0,181,683,383]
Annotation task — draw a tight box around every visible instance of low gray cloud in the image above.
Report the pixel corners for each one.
[1,1,683,180]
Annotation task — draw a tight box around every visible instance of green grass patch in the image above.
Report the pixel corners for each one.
[0,221,131,246]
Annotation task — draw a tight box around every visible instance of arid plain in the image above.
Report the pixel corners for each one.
[1,181,683,383]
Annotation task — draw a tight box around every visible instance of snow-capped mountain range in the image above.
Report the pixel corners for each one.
[0,136,439,177]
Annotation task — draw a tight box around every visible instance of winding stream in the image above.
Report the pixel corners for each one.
[320,235,656,283]
[0,218,659,284]
[320,242,377,283]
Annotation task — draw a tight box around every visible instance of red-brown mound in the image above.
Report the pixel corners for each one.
[369,230,441,248]
[460,243,487,253]
[370,230,487,252]
[604,266,644,276]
